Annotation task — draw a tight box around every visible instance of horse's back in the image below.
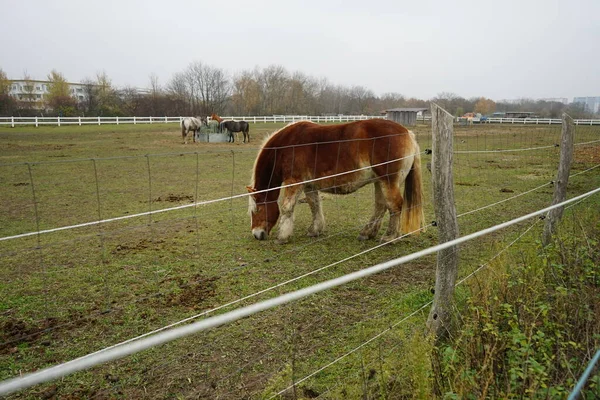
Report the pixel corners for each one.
[266,119,412,148]
[260,119,417,191]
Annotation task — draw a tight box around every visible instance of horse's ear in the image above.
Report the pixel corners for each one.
[246,186,256,193]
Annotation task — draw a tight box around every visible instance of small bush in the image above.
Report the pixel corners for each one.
[436,209,600,399]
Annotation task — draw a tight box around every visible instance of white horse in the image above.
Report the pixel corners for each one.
[181,117,204,144]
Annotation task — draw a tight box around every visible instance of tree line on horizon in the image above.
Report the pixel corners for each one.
[0,64,593,119]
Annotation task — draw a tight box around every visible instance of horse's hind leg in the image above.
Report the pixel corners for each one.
[380,178,404,242]
[305,188,325,237]
[359,181,387,240]
[276,181,304,244]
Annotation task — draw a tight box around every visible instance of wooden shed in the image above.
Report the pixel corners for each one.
[384,108,428,126]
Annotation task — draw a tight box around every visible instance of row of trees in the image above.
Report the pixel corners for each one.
[1,65,595,118]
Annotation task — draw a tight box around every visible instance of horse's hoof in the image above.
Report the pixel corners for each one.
[380,235,398,243]
[307,231,321,237]
[275,238,289,245]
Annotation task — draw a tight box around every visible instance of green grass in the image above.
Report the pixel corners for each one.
[0,122,599,399]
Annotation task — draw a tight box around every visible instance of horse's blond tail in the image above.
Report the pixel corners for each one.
[401,149,425,234]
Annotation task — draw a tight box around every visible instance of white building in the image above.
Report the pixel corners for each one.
[573,96,600,114]
[9,79,89,109]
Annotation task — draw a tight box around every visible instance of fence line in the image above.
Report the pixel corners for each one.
[0,151,424,242]
[0,115,385,127]
[2,115,600,127]
[1,186,598,396]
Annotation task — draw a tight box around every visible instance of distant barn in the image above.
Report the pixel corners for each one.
[384,108,428,126]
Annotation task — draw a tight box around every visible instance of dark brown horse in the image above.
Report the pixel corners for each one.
[221,120,250,143]
[247,119,424,243]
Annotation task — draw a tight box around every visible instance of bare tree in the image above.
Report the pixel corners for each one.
[186,61,231,115]
[149,73,161,115]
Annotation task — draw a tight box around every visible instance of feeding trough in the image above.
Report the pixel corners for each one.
[195,121,230,143]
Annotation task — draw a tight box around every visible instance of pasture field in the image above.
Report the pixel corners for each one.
[0,121,599,399]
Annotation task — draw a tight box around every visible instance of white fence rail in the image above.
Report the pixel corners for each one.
[1,115,599,127]
[0,115,385,127]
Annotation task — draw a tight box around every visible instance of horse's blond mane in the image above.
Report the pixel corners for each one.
[247,121,314,216]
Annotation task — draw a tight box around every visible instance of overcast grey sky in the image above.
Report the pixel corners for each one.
[2,0,599,101]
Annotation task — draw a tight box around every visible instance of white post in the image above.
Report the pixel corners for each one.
[253,116,256,123]
[57,116,61,127]
[150,117,153,124]
[35,117,38,128]
[133,116,136,125]
[78,116,82,126]
[11,116,14,128]
[116,116,119,125]
[164,116,167,123]
[98,116,101,126]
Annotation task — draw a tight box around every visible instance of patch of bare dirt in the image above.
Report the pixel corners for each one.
[153,194,194,203]
[0,310,90,352]
[161,274,218,309]
[112,238,165,254]
[574,144,600,164]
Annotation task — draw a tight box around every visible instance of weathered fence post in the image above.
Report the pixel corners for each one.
[542,113,575,246]
[78,116,82,126]
[35,117,38,128]
[133,116,136,125]
[57,116,61,127]
[427,103,460,338]
[98,116,101,126]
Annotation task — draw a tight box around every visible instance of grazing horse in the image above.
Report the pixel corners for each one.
[247,119,424,244]
[221,120,250,143]
[181,117,203,144]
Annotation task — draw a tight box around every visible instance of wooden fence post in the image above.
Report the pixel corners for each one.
[427,103,460,338]
[542,114,575,246]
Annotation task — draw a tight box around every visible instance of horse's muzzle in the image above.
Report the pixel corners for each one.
[252,229,267,240]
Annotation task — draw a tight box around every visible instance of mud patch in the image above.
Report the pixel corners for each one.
[112,238,165,253]
[0,310,89,352]
[162,274,218,309]
[153,194,194,203]
[13,182,30,186]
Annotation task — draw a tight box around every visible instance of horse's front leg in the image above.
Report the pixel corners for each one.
[276,182,304,244]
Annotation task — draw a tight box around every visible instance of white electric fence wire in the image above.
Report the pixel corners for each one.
[269,302,432,399]
[0,152,424,242]
[1,186,598,396]
[454,144,558,154]
[573,139,600,146]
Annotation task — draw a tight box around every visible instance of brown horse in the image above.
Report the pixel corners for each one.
[210,113,223,124]
[247,119,424,244]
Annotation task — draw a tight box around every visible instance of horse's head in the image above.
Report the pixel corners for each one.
[247,186,279,240]
[210,113,219,121]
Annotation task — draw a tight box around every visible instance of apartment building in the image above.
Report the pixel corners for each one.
[9,79,88,109]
